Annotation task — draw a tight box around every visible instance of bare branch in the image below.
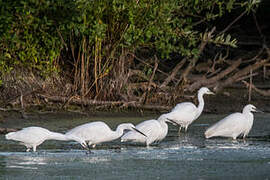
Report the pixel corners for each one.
[160,58,187,88]
[218,10,247,35]
[179,27,216,84]
[188,59,242,92]
[242,81,270,96]
[215,59,269,91]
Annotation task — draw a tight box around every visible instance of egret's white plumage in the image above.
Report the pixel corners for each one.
[65,121,146,149]
[5,126,67,152]
[168,87,214,132]
[121,114,176,146]
[205,104,259,140]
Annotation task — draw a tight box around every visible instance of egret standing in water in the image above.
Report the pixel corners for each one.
[167,87,214,133]
[5,126,67,152]
[121,114,179,146]
[205,104,261,140]
[65,121,146,151]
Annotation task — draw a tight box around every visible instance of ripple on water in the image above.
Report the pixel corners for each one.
[0,113,270,179]
[6,165,38,170]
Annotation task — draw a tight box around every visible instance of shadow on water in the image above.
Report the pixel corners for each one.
[0,113,270,179]
[247,135,270,142]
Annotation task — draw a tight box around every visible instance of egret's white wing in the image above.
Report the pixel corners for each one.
[5,127,50,144]
[171,102,197,112]
[121,119,161,145]
[66,121,112,143]
[168,102,197,125]
[205,113,245,138]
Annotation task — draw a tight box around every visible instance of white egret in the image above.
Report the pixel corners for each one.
[65,121,146,151]
[168,87,214,133]
[5,126,67,152]
[205,104,260,140]
[121,114,178,146]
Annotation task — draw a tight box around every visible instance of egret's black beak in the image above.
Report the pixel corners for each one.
[208,91,215,95]
[255,108,263,113]
[166,118,181,126]
[132,127,147,137]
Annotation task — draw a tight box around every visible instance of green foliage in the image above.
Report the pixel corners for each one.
[0,0,67,74]
[211,34,238,48]
[0,0,260,78]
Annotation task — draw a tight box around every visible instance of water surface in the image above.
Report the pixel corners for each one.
[0,113,269,179]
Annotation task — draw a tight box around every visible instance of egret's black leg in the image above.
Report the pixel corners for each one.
[85,142,93,154]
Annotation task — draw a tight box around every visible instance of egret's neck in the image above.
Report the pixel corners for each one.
[242,109,254,122]
[113,126,125,140]
[48,132,69,141]
[65,134,85,144]
[196,91,205,118]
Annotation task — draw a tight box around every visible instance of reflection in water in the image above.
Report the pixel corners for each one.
[205,139,250,149]
[1,152,47,170]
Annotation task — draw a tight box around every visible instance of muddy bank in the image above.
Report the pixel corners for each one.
[0,86,269,132]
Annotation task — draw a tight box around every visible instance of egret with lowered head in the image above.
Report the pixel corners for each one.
[205,104,261,140]
[167,87,214,133]
[121,114,179,146]
[5,126,68,152]
[65,121,146,151]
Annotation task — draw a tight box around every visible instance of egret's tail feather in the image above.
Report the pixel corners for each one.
[204,129,214,139]
[205,132,211,139]
[5,132,16,140]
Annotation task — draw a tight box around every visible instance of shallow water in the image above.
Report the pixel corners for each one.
[0,113,270,179]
